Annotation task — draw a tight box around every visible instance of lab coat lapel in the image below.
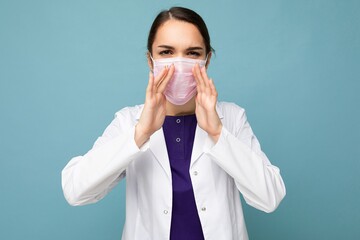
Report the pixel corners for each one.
[190,125,208,168]
[149,128,172,180]
[190,103,224,169]
[135,105,171,180]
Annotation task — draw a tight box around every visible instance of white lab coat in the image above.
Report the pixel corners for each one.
[62,101,286,240]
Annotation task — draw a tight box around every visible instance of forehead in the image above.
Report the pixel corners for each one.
[153,19,205,48]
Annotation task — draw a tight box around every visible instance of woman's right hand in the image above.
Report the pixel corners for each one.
[135,64,174,147]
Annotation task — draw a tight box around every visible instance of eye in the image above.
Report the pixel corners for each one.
[187,51,201,57]
[159,50,173,56]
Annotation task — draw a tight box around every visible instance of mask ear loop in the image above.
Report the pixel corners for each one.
[203,53,209,67]
[148,53,155,73]
[149,53,155,62]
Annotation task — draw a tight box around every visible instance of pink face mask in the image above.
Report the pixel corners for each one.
[151,56,207,105]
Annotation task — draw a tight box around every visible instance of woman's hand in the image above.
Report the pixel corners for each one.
[135,65,175,147]
[193,64,222,142]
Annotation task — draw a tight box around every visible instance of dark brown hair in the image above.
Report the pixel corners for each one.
[147,7,214,55]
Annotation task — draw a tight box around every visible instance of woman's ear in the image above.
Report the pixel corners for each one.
[147,52,153,72]
[205,51,212,69]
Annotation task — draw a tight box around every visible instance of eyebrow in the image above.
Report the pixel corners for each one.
[157,45,204,51]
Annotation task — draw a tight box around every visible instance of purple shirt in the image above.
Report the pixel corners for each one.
[162,114,205,240]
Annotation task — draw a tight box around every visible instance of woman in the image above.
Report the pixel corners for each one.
[62,6,286,240]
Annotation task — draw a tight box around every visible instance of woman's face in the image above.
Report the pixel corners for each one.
[150,19,208,61]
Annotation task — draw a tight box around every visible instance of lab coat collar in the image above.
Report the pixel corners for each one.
[134,103,224,178]
[134,102,224,121]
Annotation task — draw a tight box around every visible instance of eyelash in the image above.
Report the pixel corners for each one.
[159,50,172,55]
[188,51,200,56]
[159,50,201,56]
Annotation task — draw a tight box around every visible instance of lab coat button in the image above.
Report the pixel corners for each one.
[201,207,206,211]
[163,210,168,214]
[176,138,181,142]
[194,171,198,176]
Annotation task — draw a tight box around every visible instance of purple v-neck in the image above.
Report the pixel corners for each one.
[162,114,204,240]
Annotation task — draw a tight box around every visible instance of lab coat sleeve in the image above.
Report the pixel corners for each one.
[61,108,148,206]
[206,106,286,213]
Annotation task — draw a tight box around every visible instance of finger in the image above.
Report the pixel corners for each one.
[200,66,210,88]
[154,66,168,88]
[192,63,199,80]
[156,64,171,88]
[195,63,205,87]
[158,64,175,93]
[156,66,171,89]
[209,78,218,96]
[193,63,205,92]
[198,65,211,95]
[193,64,203,96]
[146,71,154,98]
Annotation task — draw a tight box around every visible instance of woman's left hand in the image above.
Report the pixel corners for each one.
[193,64,222,142]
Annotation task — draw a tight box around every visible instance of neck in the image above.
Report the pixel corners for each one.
[166,97,196,116]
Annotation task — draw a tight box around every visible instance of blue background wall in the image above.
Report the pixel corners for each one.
[0,0,359,239]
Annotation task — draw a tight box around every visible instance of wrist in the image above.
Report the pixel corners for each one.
[135,124,151,148]
[209,124,222,143]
